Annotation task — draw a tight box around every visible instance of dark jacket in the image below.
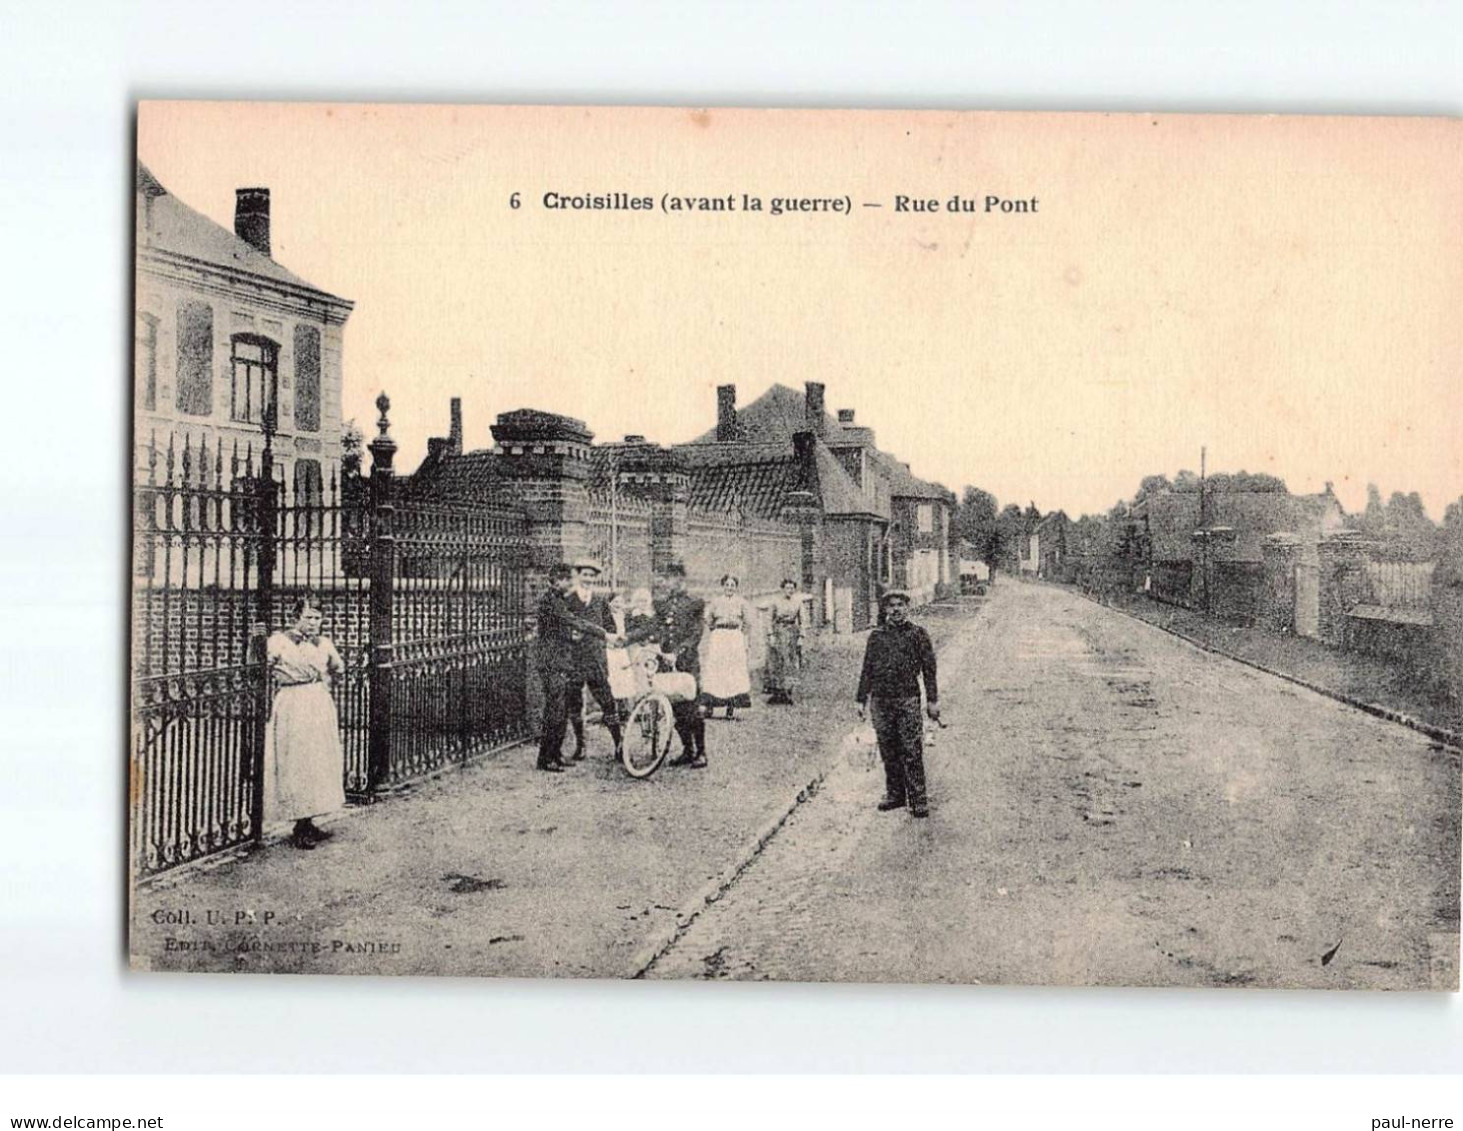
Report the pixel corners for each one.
[536,587,610,674]
[627,592,706,675]
[856,620,938,705]
[564,588,616,673]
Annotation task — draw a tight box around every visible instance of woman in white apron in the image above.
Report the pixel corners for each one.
[263,595,345,849]
[700,574,753,719]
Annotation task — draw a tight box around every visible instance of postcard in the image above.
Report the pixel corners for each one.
[130,102,1461,987]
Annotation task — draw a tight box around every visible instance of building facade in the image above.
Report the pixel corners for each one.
[134,164,354,499]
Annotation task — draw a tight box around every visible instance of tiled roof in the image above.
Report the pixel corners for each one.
[814,444,884,517]
[868,449,951,501]
[135,162,348,304]
[689,383,845,445]
[687,454,804,520]
[687,383,945,510]
[678,436,883,520]
[401,449,506,500]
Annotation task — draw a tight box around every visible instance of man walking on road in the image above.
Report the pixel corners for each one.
[856,589,940,818]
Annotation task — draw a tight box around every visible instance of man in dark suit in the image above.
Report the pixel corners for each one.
[627,562,708,768]
[563,558,623,761]
[535,563,615,773]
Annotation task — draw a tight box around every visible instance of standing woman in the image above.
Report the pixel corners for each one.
[700,574,754,719]
[762,578,806,705]
[264,595,346,849]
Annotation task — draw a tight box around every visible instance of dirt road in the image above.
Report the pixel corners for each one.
[648,582,1460,989]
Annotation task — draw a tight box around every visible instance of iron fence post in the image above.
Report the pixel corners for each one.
[367,393,398,792]
[250,419,277,843]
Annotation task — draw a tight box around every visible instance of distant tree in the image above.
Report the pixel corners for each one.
[1172,469,1201,493]
[1134,474,1172,502]
[1383,491,1438,558]
[953,486,1000,564]
[1360,483,1386,537]
[341,418,364,477]
[1224,470,1287,493]
[995,503,1026,572]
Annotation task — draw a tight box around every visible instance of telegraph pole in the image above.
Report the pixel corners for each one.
[609,446,619,590]
[1199,445,1210,614]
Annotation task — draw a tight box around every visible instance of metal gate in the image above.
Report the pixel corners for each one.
[131,433,272,876]
[131,398,533,879]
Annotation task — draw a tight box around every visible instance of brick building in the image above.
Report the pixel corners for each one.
[679,382,956,628]
[134,163,354,498]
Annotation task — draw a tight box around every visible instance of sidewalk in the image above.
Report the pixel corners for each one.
[131,601,981,979]
[1100,591,1461,738]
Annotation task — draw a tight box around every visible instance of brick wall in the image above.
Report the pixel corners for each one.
[684,508,802,601]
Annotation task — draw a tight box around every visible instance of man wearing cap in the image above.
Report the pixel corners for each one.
[535,563,619,772]
[855,589,940,817]
[627,562,708,768]
[563,558,623,761]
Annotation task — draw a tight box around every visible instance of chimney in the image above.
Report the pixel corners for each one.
[792,430,820,487]
[234,187,271,257]
[716,384,738,442]
[804,382,826,436]
[837,408,855,425]
[449,397,463,456]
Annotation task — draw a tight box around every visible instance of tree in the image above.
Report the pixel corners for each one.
[953,486,1000,564]
[1383,490,1437,559]
[995,503,1026,572]
[1134,474,1172,502]
[341,418,364,477]
[1360,483,1385,537]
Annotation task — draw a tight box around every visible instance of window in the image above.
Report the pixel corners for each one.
[917,503,933,533]
[293,458,323,505]
[293,324,321,433]
[293,458,323,535]
[230,334,279,426]
[175,300,214,416]
[135,312,158,411]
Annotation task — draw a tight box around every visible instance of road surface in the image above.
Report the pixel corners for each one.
[647,582,1460,989]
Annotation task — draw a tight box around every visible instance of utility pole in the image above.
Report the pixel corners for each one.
[609,446,619,590]
[1199,445,1210,614]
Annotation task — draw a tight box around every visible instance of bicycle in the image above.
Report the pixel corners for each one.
[609,645,696,778]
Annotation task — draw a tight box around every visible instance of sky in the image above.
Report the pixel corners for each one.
[138,103,1463,520]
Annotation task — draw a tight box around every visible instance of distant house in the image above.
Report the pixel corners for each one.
[1032,511,1071,580]
[678,382,956,628]
[134,163,354,500]
[677,383,888,630]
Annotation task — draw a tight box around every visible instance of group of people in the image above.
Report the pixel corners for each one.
[532,560,812,773]
[257,568,941,853]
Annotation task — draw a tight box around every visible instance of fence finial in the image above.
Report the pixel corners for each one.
[369,391,397,473]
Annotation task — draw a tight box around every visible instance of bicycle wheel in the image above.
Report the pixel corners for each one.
[621,692,674,778]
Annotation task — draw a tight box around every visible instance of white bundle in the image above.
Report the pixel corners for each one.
[842,725,880,770]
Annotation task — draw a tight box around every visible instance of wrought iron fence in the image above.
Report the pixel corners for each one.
[381,501,530,785]
[131,432,270,876]
[131,397,533,879]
